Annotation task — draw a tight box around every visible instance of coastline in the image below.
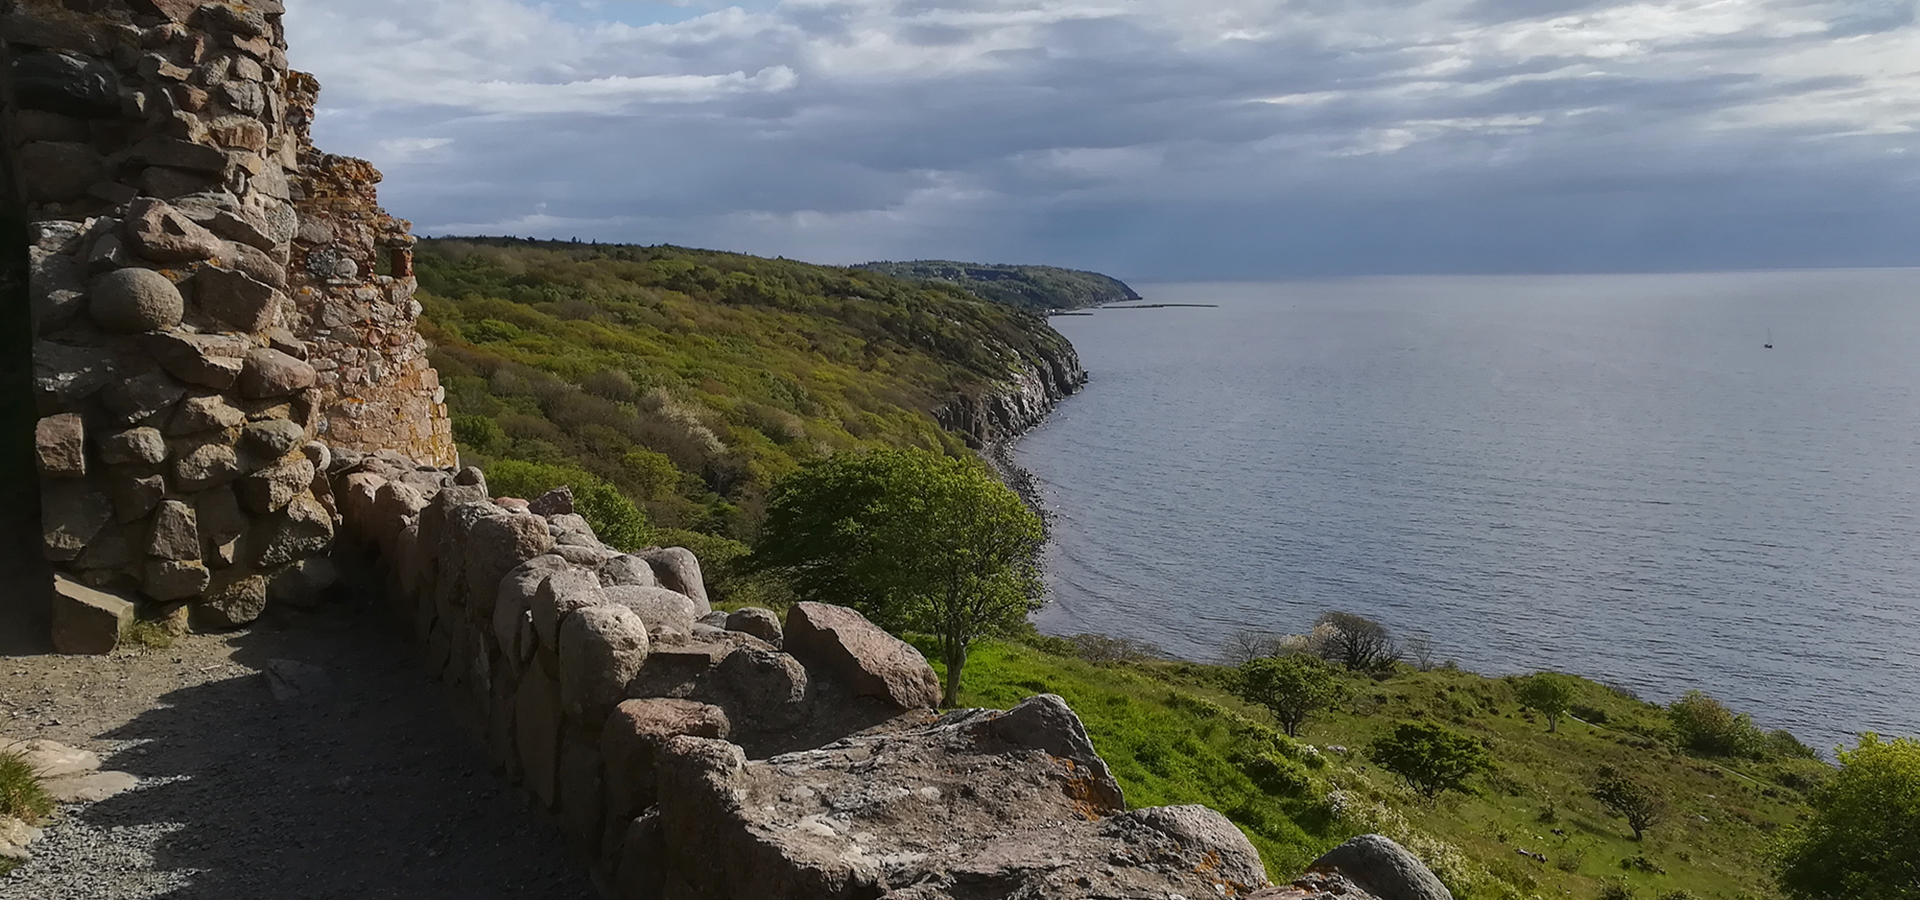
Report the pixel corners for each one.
[982,433,1054,535]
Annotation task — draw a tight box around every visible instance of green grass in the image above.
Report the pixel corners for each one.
[0,751,53,823]
[928,640,1817,900]
[123,620,176,650]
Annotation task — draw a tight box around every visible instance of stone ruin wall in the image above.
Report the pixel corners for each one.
[325,453,1295,900]
[1,0,454,642]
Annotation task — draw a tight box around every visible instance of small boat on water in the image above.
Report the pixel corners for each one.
[1764,328,1773,350]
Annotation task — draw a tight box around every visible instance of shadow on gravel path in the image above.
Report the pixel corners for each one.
[0,582,596,900]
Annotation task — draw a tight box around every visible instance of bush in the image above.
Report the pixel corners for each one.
[1596,879,1637,900]
[1668,691,1767,758]
[452,414,506,453]
[486,459,650,551]
[1773,733,1920,900]
[1234,748,1313,796]
[0,752,52,822]
[1369,721,1494,799]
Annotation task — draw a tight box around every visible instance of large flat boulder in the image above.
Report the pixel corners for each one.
[645,695,1264,900]
[783,602,940,710]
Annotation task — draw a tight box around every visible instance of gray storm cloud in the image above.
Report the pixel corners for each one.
[285,0,1920,278]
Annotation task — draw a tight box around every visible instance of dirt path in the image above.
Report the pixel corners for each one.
[0,570,596,900]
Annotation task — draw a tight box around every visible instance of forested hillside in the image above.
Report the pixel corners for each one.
[414,238,1078,562]
[857,260,1140,312]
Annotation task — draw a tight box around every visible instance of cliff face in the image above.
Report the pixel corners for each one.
[935,334,1087,448]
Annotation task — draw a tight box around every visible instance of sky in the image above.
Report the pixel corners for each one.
[283,0,1920,279]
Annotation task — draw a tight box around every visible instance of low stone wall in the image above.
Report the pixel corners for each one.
[327,450,1300,900]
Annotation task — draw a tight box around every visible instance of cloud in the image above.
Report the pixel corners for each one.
[283,0,1920,277]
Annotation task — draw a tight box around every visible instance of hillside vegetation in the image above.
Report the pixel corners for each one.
[856,260,1140,312]
[415,238,1077,583]
[919,632,1830,900]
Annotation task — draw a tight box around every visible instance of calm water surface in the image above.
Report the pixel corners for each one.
[1015,270,1920,750]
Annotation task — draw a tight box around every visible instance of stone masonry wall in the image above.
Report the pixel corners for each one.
[1,0,452,642]
[328,451,1287,900]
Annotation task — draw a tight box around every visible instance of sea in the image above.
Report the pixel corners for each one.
[1013,269,1920,752]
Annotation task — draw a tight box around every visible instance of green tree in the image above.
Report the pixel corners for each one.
[1589,766,1668,840]
[754,448,1044,706]
[1369,722,1494,799]
[1516,672,1577,733]
[1311,611,1399,671]
[1237,654,1344,737]
[1774,733,1920,900]
[1668,690,1766,758]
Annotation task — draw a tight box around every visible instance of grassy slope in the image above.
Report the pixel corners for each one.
[856,260,1141,312]
[415,238,1076,550]
[934,640,1819,900]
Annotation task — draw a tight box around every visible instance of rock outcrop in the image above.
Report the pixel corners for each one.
[934,342,1087,448]
[2,0,455,637]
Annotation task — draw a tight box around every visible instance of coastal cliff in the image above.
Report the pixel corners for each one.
[934,338,1087,449]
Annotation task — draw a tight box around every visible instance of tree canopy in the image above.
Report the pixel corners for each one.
[1774,733,1920,900]
[754,447,1044,705]
[1369,722,1494,799]
[1238,653,1345,738]
[1589,766,1669,840]
[1517,673,1577,733]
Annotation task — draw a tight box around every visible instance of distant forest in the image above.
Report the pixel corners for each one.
[857,261,1140,313]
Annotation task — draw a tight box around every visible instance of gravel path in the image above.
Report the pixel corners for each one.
[0,565,597,900]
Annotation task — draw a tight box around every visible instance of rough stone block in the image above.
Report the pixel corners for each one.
[639,548,708,609]
[108,473,167,525]
[194,569,269,630]
[90,268,185,334]
[464,513,555,619]
[146,500,201,561]
[195,486,247,567]
[784,602,942,711]
[268,556,338,608]
[51,576,134,655]
[598,554,657,588]
[144,559,210,602]
[168,392,248,436]
[531,567,605,652]
[601,699,730,824]
[724,607,783,648]
[19,141,104,203]
[98,427,167,466]
[12,50,121,119]
[143,331,251,389]
[124,197,222,262]
[237,457,315,514]
[250,494,334,568]
[238,348,316,399]
[35,413,85,478]
[42,478,112,563]
[195,266,285,333]
[34,341,121,414]
[172,442,241,492]
[101,371,187,426]
[558,605,650,727]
